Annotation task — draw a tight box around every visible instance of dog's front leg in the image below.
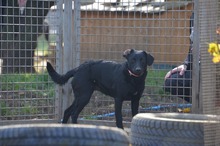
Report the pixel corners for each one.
[114,98,123,129]
[131,97,140,117]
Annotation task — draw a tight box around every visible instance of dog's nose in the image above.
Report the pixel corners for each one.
[135,68,141,72]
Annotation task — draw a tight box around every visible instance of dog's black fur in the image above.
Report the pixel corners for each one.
[47,49,154,129]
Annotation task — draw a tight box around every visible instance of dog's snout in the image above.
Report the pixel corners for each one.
[135,67,141,72]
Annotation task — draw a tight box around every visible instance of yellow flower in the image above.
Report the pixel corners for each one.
[213,55,220,63]
[208,43,220,56]
[208,43,220,63]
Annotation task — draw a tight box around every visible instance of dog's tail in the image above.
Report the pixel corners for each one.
[46,62,76,85]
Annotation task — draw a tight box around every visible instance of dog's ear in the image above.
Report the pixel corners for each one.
[144,52,154,66]
[123,49,134,59]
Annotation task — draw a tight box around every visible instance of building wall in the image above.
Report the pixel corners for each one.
[76,3,193,65]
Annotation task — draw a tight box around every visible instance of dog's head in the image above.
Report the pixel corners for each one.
[123,49,154,77]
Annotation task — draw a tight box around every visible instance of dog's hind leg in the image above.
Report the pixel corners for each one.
[62,100,78,123]
[70,85,94,124]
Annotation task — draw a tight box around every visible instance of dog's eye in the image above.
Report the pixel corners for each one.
[140,58,146,65]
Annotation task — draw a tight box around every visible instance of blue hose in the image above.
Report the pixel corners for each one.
[80,103,192,120]
[143,103,192,111]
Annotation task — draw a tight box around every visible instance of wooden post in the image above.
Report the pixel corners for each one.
[62,0,73,122]
[73,0,81,67]
[55,0,64,122]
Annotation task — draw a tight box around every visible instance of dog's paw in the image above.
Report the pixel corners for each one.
[58,119,63,124]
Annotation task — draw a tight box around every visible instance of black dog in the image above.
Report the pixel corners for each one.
[47,49,154,129]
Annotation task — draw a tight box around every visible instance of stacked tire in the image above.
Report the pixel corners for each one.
[0,124,130,146]
[130,113,220,146]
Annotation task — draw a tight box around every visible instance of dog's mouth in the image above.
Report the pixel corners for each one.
[128,69,144,77]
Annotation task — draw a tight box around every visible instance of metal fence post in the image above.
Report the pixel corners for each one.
[62,0,73,122]
[192,0,202,113]
[73,0,81,67]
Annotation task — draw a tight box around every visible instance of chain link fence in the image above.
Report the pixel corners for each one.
[74,0,194,123]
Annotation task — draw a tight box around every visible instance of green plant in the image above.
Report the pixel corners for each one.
[145,69,169,95]
[0,73,55,119]
[0,101,7,116]
[146,69,168,86]
[21,104,38,115]
[1,73,54,91]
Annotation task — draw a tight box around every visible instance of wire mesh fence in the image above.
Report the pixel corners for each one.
[0,0,58,124]
[0,0,195,125]
[1,0,220,144]
[75,0,194,122]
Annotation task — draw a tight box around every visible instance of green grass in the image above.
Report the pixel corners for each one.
[1,73,52,90]
[1,69,168,98]
[146,69,168,86]
[0,35,54,118]
[146,69,169,95]
[1,73,55,99]
[0,69,169,119]
[0,101,8,116]
[0,73,55,118]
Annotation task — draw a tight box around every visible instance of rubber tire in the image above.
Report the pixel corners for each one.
[0,124,130,146]
[130,113,219,146]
